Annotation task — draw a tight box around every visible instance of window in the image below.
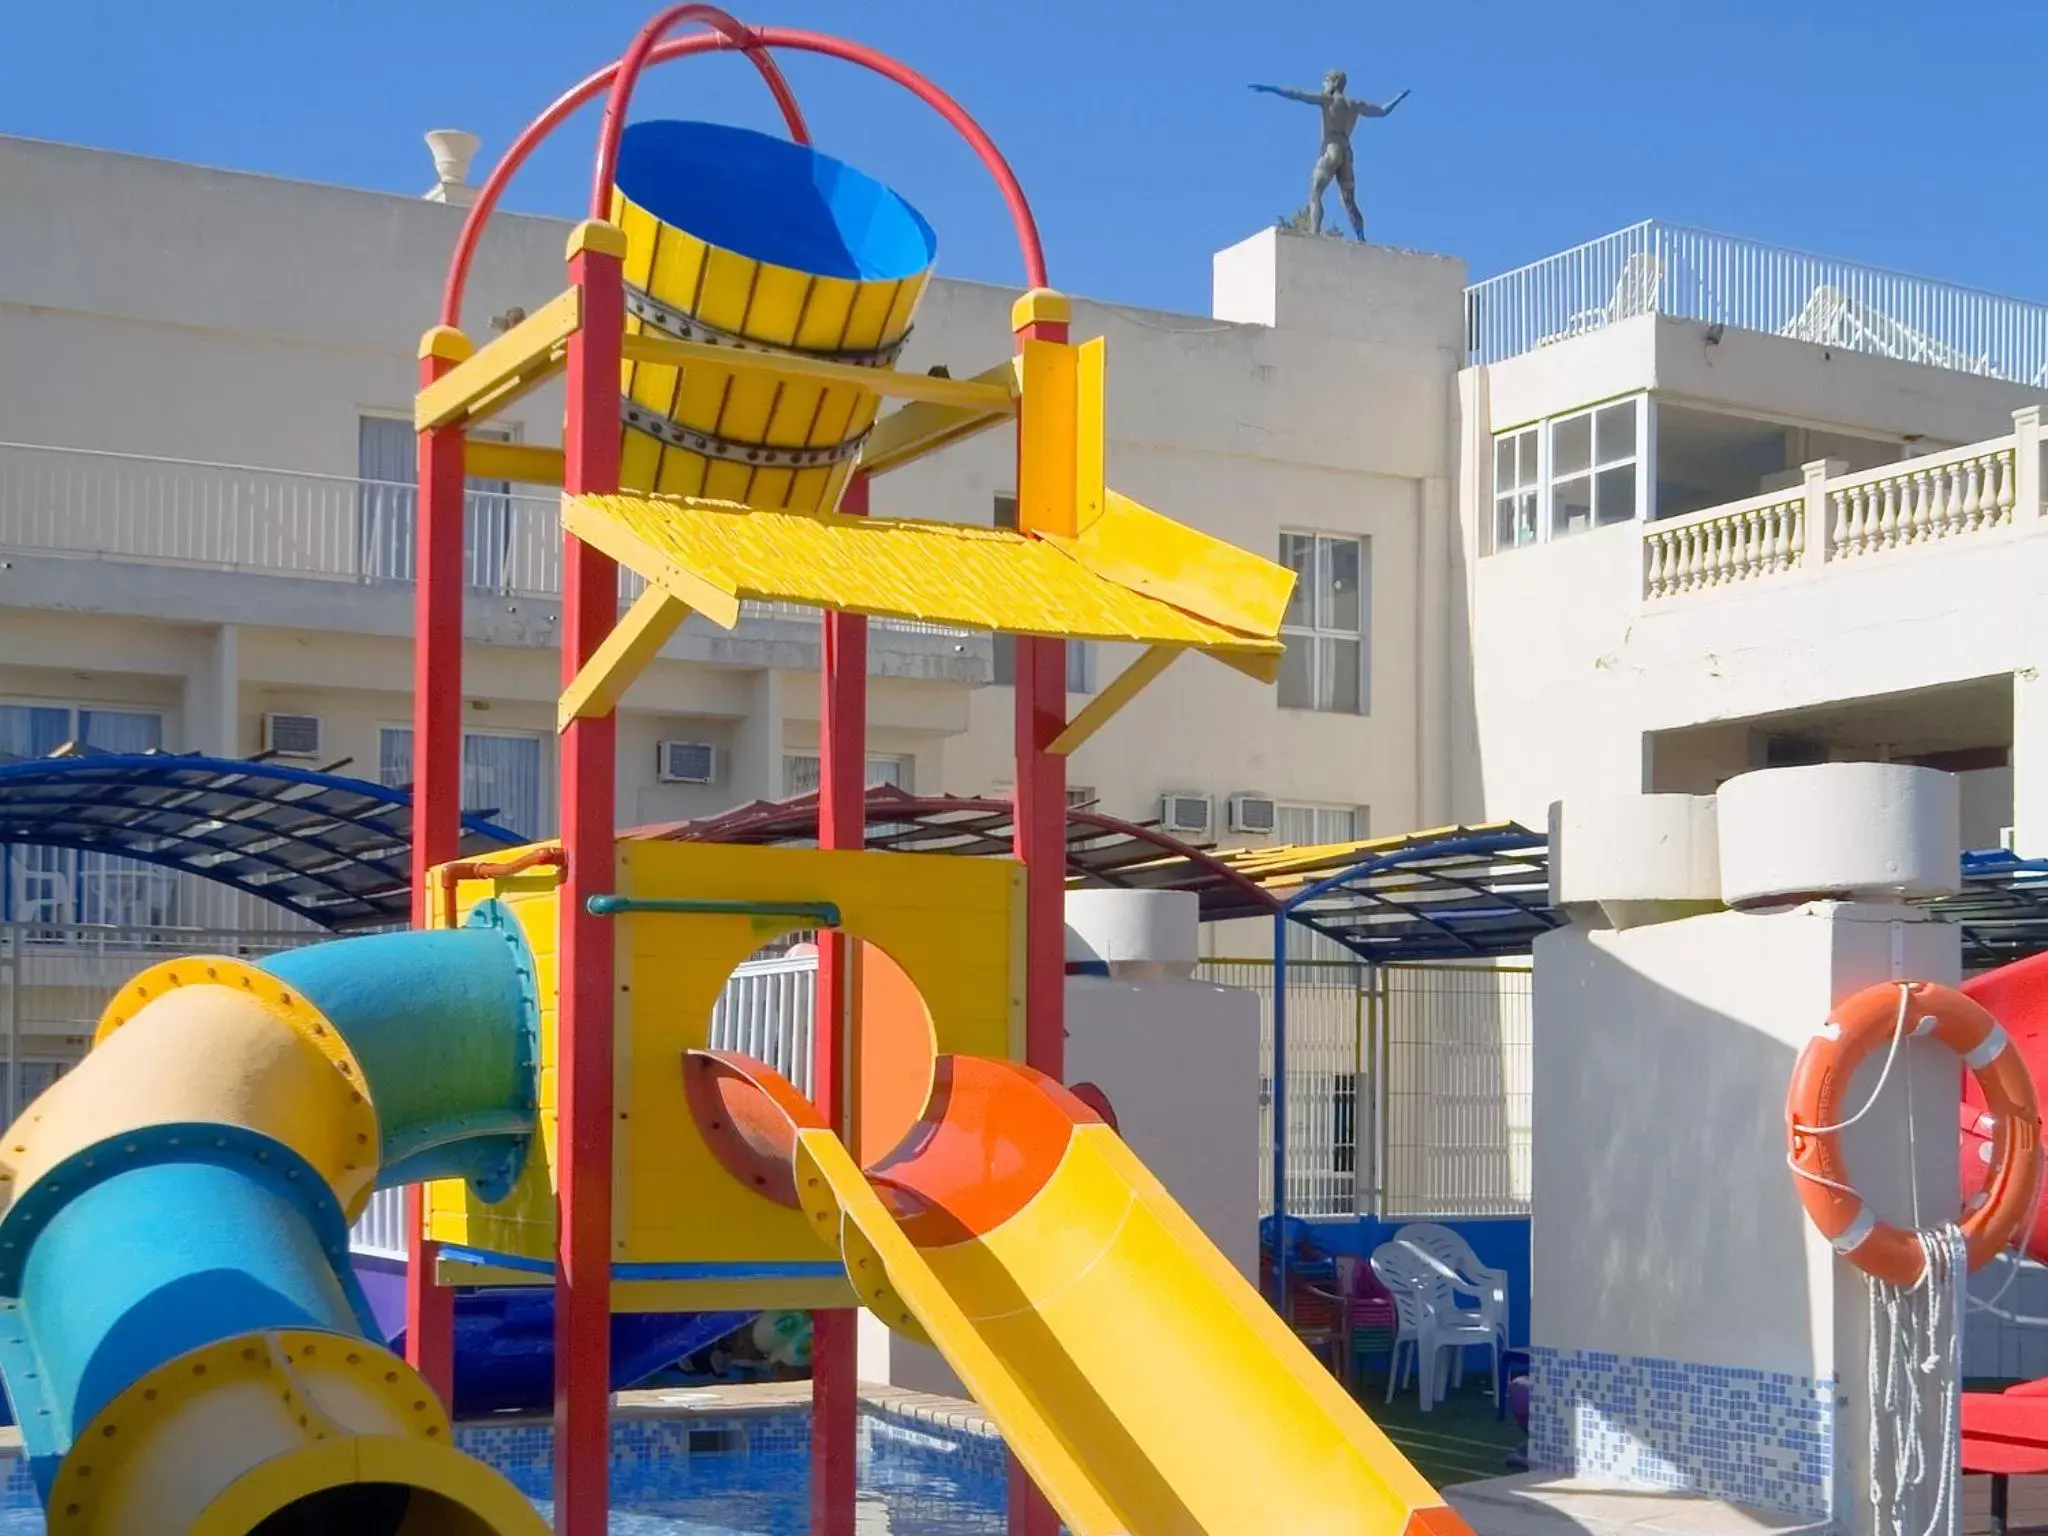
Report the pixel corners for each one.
[1278,533,1369,714]
[357,416,518,590]
[782,754,909,796]
[991,493,1093,693]
[1,704,174,928]
[1276,803,1363,848]
[1278,804,1367,962]
[1493,427,1540,550]
[378,726,548,839]
[1489,395,1645,552]
[1549,399,1639,537]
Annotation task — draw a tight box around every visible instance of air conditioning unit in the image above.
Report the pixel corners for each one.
[1229,793,1279,835]
[1159,792,1212,838]
[657,740,717,785]
[262,712,322,758]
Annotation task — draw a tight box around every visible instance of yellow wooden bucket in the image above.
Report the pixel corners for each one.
[611,120,938,513]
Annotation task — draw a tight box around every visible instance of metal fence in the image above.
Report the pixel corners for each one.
[1197,958,1534,1221]
[0,441,974,640]
[1465,220,2048,384]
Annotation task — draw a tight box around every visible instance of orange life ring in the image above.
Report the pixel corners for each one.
[1787,979,2042,1286]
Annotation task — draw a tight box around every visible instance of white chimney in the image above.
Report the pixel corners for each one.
[423,129,481,207]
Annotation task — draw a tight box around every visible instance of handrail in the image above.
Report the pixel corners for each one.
[442,17,1047,328]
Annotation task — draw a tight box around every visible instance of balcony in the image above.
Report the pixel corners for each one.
[1640,408,2040,602]
[0,442,990,678]
[1467,221,2048,384]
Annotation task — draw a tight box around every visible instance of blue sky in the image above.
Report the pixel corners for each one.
[7,2,2042,315]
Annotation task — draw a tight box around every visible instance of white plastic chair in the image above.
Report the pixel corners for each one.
[1391,1222,1511,1394]
[1369,1242,1496,1413]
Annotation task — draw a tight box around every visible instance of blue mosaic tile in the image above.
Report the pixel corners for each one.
[1528,1347,1834,1517]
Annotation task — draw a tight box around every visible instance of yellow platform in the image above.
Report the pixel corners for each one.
[562,492,1287,670]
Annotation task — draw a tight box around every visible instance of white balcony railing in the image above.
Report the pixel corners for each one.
[0,442,972,639]
[1467,221,2048,384]
[1642,408,2040,601]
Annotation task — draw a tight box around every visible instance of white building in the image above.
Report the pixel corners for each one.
[8,130,2048,1183]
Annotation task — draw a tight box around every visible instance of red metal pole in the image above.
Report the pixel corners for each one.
[407,329,470,1405]
[1007,293,1069,1536]
[813,469,869,1536]
[554,219,626,1536]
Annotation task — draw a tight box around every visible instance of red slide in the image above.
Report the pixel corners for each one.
[1958,954,2048,1517]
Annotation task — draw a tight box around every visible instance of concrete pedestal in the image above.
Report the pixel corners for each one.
[1529,901,1959,1525]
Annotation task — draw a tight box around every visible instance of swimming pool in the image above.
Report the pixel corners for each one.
[0,1403,1012,1535]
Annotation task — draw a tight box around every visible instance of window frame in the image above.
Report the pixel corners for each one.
[1277,530,1371,716]
[0,700,172,927]
[377,722,553,839]
[1487,392,1650,554]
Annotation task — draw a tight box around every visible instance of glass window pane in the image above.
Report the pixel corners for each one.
[1324,538,1362,634]
[1516,490,1539,546]
[1276,805,1318,845]
[78,710,163,753]
[378,726,412,789]
[1277,637,1313,709]
[1551,475,1593,539]
[1067,642,1095,694]
[1315,807,1357,844]
[1517,428,1539,487]
[0,706,71,760]
[865,756,906,789]
[1595,463,1638,526]
[1595,401,1637,465]
[783,754,821,796]
[463,734,543,837]
[1494,435,1517,496]
[1494,495,1519,552]
[1550,412,1592,478]
[1280,533,1315,629]
[1318,637,1363,714]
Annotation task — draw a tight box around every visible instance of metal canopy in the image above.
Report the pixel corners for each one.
[0,752,521,932]
[645,791,2048,969]
[629,786,1281,915]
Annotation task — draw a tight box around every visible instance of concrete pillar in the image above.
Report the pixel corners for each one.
[1532,769,1963,1529]
[1417,475,1453,829]
[2014,667,2048,858]
[181,623,239,755]
[729,668,785,809]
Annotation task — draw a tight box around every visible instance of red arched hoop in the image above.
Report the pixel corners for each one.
[439,9,807,328]
[439,16,1048,329]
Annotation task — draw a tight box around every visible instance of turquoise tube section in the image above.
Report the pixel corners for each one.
[0,1135,371,1496]
[259,900,540,1198]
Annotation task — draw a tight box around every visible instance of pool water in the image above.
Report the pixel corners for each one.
[0,1411,1010,1535]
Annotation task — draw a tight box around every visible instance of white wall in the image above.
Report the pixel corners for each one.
[0,135,1475,855]
[1533,902,1958,1516]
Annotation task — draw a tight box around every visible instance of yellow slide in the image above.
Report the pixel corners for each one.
[686,1050,1474,1536]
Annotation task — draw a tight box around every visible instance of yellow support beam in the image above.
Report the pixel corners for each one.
[1046,644,1184,756]
[414,287,583,431]
[1016,339,1078,538]
[464,441,565,487]
[618,331,1017,411]
[862,359,1021,476]
[556,585,692,732]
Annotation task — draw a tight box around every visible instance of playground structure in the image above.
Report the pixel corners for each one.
[0,8,1485,1535]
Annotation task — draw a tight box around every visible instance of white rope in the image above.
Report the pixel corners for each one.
[1866,1225,1964,1536]
[1787,985,1915,1199]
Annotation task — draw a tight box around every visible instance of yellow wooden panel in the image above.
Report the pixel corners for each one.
[608,840,1020,1270]
[557,587,691,730]
[794,275,860,351]
[414,287,581,432]
[1017,339,1078,538]
[1047,489,1298,641]
[842,276,903,353]
[563,492,1287,658]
